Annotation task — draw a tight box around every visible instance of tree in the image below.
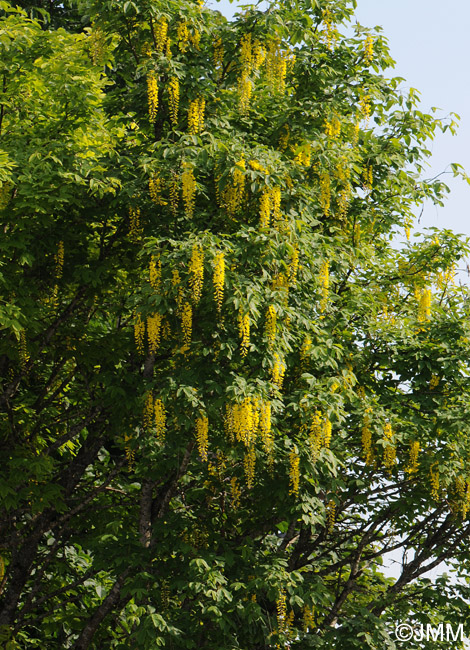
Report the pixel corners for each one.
[1,0,470,648]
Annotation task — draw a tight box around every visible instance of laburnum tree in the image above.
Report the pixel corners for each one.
[1,0,470,648]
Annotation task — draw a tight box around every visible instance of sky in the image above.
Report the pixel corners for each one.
[209,0,470,266]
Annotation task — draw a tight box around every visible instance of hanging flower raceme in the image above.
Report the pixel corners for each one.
[364,35,374,65]
[324,116,341,139]
[231,476,241,509]
[196,415,209,462]
[168,76,180,126]
[265,39,289,94]
[149,255,162,291]
[187,97,205,134]
[147,71,159,122]
[213,37,224,79]
[18,330,29,371]
[177,21,189,52]
[238,33,253,112]
[308,410,323,460]
[124,433,134,471]
[383,423,396,472]
[288,449,300,497]
[129,206,142,241]
[189,243,204,304]
[181,301,192,348]
[149,175,166,205]
[319,172,331,216]
[271,353,286,389]
[134,311,145,354]
[265,305,277,348]
[238,310,250,357]
[289,247,299,285]
[54,241,64,279]
[359,92,371,125]
[405,440,420,474]
[152,16,168,53]
[318,260,329,312]
[147,313,162,353]
[259,401,273,464]
[213,252,225,311]
[418,287,432,322]
[154,398,166,442]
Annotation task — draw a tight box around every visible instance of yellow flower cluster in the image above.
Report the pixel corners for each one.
[213,252,225,311]
[272,353,286,389]
[288,450,300,497]
[308,411,329,460]
[259,187,281,229]
[188,97,205,134]
[147,72,159,122]
[147,313,162,353]
[238,33,253,112]
[294,143,311,167]
[276,590,287,635]
[363,164,373,192]
[124,433,134,471]
[300,335,312,365]
[153,16,168,53]
[196,415,209,462]
[19,330,30,371]
[319,172,331,216]
[168,76,179,126]
[231,476,241,509]
[430,463,439,500]
[265,305,277,348]
[226,397,259,447]
[154,398,166,442]
[181,164,196,217]
[265,39,291,95]
[244,445,256,488]
[129,206,142,240]
[324,116,341,139]
[271,272,289,307]
[361,409,373,465]
[238,311,250,357]
[181,301,192,347]
[364,35,374,65]
[220,159,246,215]
[55,240,64,280]
[429,374,439,390]
[134,311,145,354]
[359,92,371,125]
[189,243,204,304]
[418,288,431,322]
[303,606,315,632]
[405,440,419,474]
[213,37,224,80]
[149,255,162,291]
[149,175,166,205]
[383,423,396,472]
[289,247,299,285]
[177,21,189,52]
[259,401,273,464]
[404,216,413,241]
[318,260,329,312]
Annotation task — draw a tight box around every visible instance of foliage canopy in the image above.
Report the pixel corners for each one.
[1,0,470,648]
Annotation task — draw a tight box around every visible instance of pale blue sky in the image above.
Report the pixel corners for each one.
[209,0,470,252]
